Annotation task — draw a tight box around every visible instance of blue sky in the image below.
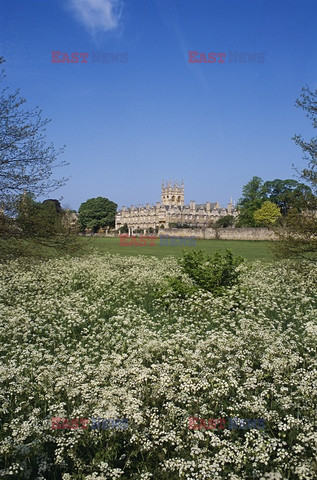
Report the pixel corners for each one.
[1,0,317,210]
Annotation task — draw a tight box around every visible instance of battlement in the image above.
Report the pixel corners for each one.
[161,180,184,206]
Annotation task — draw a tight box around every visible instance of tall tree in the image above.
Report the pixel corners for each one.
[274,86,317,260]
[0,57,67,214]
[236,176,264,227]
[236,176,315,227]
[0,192,80,259]
[16,194,64,238]
[78,197,117,233]
[293,85,317,192]
[0,57,78,259]
[262,179,314,215]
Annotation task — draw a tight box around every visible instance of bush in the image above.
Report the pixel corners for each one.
[214,215,235,228]
[119,223,128,234]
[168,222,192,228]
[178,249,244,295]
[162,275,198,299]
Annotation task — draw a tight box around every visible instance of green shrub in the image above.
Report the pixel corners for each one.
[178,249,244,295]
[164,275,198,298]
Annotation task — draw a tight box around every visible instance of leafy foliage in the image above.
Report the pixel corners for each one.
[0,194,81,260]
[78,197,117,233]
[0,58,77,259]
[293,85,317,192]
[262,179,315,215]
[168,222,192,228]
[236,176,315,227]
[178,249,243,295]
[118,223,128,233]
[274,85,317,260]
[214,215,235,228]
[236,176,264,227]
[254,201,281,226]
[15,194,63,237]
[272,210,317,261]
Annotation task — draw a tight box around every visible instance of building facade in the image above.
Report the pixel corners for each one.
[115,181,237,234]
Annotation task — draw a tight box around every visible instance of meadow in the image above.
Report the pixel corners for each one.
[80,237,273,261]
[0,250,316,479]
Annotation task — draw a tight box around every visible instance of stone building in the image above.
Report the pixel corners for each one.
[115,181,237,234]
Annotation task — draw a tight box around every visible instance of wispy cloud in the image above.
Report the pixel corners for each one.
[68,0,123,33]
[156,0,210,91]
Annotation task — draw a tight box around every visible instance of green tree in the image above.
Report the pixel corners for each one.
[0,57,79,259]
[214,215,235,228]
[16,194,63,238]
[293,85,317,192]
[78,197,117,233]
[262,179,314,215]
[236,176,314,228]
[0,193,80,259]
[119,223,128,233]
[254,201,281,226]
[236,176,264,227]
[274,86,317,260]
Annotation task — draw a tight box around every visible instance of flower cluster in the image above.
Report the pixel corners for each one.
[51,417,128,430]
[0,254,316,479]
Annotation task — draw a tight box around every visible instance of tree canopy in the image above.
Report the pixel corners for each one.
[236,176,264,227]
[236,176,315,227]
[274,85,317,260]
[0,57,79,259]
[262,179,314,215]
[214,215,235,228]
[254,201,281,226]
[78,197,117,233]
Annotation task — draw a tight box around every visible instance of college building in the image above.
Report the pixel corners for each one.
[115,181,237,234]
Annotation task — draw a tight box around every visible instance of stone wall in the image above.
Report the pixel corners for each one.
[78,232,117,237]
[216,228,277,241]
[80,228,277,241]
[153,228,277,241]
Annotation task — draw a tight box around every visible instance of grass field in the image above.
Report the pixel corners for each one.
[80,236,274,261]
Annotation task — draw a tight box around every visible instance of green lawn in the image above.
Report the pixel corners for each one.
[80,236,274,261]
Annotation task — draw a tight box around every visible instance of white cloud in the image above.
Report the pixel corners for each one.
[68,0,123,33]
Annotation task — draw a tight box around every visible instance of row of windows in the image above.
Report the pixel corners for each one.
[119,208,227,214]
[120,214,226,221]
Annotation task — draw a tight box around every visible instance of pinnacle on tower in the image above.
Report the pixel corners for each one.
[161,180,184,206]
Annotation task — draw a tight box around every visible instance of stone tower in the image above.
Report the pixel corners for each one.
[161,180,184,206]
